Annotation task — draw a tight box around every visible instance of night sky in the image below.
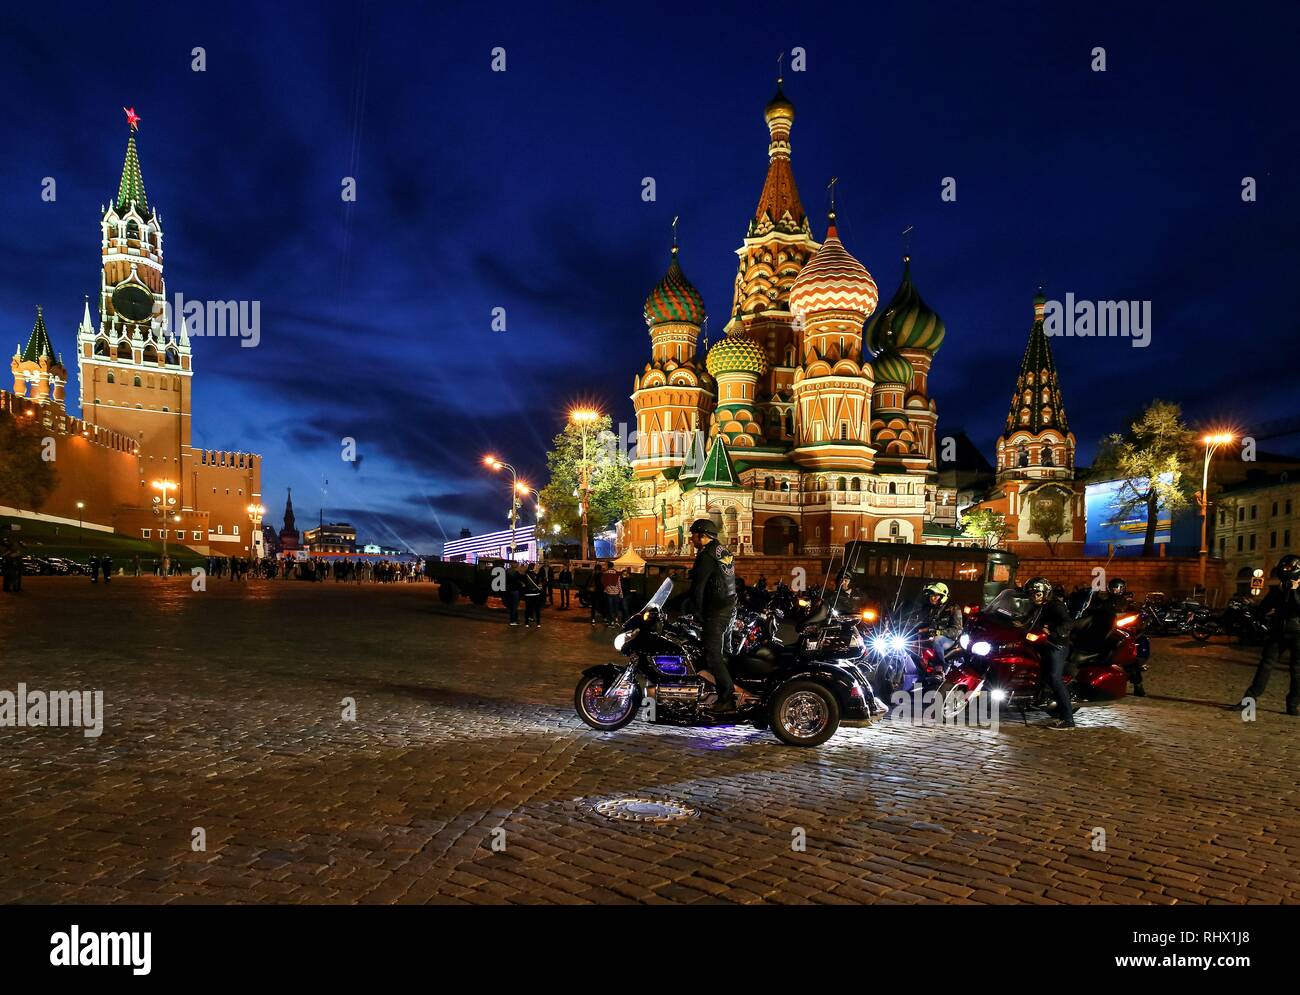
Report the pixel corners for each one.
[3,1,1296,552]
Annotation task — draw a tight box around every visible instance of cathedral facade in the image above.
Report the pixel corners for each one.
[4,113,263,556]
[623,80,961,557]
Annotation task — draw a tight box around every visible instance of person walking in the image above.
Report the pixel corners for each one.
[1240,554,1300,716]
[101,554,113,583]
[523,563,544,628]
[504,561,524,626]
[601,561,626,625]
[586,567,605,626]
[557,562,572,610]
[89,553,100,584]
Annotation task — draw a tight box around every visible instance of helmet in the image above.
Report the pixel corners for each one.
[1024,576,1053,598]
[1275,555,1300,581]
[1108,577,1127,595]
[688,518,719,538]
[923,581,950,603]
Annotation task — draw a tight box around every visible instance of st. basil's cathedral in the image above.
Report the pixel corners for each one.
[623,79,1086,558]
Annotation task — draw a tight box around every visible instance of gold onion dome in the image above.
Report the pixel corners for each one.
[865,256,945,354]
[643,247,706,328]
[764,78,795,126]
[706,332,769,378]
[787,216,879,320]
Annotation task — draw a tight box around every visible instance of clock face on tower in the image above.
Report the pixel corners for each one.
[111,280,154,323]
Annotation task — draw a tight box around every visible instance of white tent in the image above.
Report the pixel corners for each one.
[613,548,647,572]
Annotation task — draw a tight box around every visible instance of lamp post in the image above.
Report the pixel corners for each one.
[1198,432,1234,591]
[152,480,177,575]
[484,455,521,560]
[76,501,85,539]
[248,504,266,559]
[569,408,599,562]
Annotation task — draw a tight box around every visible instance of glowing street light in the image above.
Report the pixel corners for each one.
[1198,431,1236,591]
[484,455,522,560]
[75,501,85,537]
[152,480,177,575]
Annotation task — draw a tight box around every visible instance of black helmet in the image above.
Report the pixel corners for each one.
[688,518,719,538]
[1108,577,1127,595]
[1024,576,1053,598]
[1276,555,1300,581]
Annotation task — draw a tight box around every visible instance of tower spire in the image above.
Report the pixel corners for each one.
[116,108,150,216]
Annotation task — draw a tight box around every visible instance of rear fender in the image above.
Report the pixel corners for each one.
[780,665,864,712]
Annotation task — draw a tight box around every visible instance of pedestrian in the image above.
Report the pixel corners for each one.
[89,553,100,584]
[523,563,544,628]
[133,553,141,577]
[586,567,604,626]
[504,561,524,626]
[1240,554,1300,717]
[1,539,22,594]
[602,561,626,625]
[541,561,554,606]
[101,554,113,583]
[558,561,572,610]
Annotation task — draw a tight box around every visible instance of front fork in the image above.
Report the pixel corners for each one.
[603,661,638,699]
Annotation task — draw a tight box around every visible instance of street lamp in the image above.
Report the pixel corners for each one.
[152,480,177,575]
[248,504,266,558]
[569,408,600,562]
[484,455,521,560]
[76,501,85,538]
[1198,431,1235,592]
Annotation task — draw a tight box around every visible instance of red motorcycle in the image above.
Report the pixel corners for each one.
[938,590,1148,721]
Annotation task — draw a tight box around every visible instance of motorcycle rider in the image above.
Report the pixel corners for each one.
[1076,577,1145,696]
[910,581,963,663]
[671,518,740,713]
[1240,554,1300,717]
[1025,576,1076,729]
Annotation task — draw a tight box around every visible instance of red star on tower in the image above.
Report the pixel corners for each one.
[123,106,141,130]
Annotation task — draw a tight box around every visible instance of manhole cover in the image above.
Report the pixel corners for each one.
[592,797,698,823]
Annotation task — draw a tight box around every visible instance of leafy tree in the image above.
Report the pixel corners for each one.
[537,415,634,547]
[1092,400,1196,556]
[1027,489,1069,555]
[961,508,1009,548]
[0,409,57,513]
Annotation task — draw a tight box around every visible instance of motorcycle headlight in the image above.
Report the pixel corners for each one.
[613,632,630,652]
[889,634,906,652]
[971,640,992,657]
[990,688,1007,702]
[959,633,971,650]
[870,634,889,655]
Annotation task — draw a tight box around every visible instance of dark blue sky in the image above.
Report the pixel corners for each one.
[3,1,1296,551]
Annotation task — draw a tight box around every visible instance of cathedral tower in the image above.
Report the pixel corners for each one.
[76,109,194,504]
[995,289,1076,481]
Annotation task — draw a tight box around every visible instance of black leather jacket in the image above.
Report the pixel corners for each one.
[674,539,737,619]
[1260,583,1300,635]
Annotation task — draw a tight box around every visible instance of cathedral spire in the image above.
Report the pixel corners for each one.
[750,73,807,237]
[21,306,57,363]
[1004,287,1068,435]
[115,108,150,216]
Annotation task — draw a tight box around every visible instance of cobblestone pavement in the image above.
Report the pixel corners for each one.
[2,578,1298,905]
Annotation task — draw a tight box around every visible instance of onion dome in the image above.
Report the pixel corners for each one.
[764,78,795,128]
[865,256,945,354]
[787,216,879,320]
[643,247,706,328]
[706,332,770,378]
[872,348,914,386]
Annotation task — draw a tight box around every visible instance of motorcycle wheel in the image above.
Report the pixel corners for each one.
[770,680,840,747]
[1191,626,1213,642]
[574,673,641,732]
[937,681,973,722]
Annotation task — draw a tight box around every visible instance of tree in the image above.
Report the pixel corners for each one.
[1092,400,1196,556]
[961,508,1009,548]
[537,414,635,546]
[0,410,57,513]
[1027,488,1069,556]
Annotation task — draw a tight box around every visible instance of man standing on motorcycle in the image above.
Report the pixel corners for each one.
[1025,577,1076,729]
[1240,554,1300,717]
[673,518,739,713]
[911,581,963,663]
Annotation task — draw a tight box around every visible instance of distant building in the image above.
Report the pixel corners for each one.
[1216,471,1300,594]
[278,489,300,552]
[360,542,404,556]
[304,521,356,554]
[441,525,537,563]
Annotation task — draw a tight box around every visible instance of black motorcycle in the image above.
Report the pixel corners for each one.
[1139,594,1211,636]
[574,579,875,747]
[1191,596,1268,644]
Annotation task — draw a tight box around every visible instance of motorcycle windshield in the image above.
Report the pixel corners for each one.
[984,589,1033,623]
[644,577,674,612]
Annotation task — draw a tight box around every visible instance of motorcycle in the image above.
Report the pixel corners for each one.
[1191,596,1268,644]
[1139,594,1211,636]
[574,578,876,747]
[938,589,1146,721]
[862,616,949,700]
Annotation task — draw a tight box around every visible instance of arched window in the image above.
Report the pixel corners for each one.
[837,477,847,492]
[1043,448,1055,466]
[117,341,132,360]
[1018,445,1029,467]
[126,220,139,241]
[165,348,179,366]
[850,478,861,492]
[95,339,109,357]
[764,476,775,490]
[888,481,897,495]
[143,345,158,365]
[781,480,791,492]
[133,376,142,387]
[106,373,115,384]
[889,521,900,537]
